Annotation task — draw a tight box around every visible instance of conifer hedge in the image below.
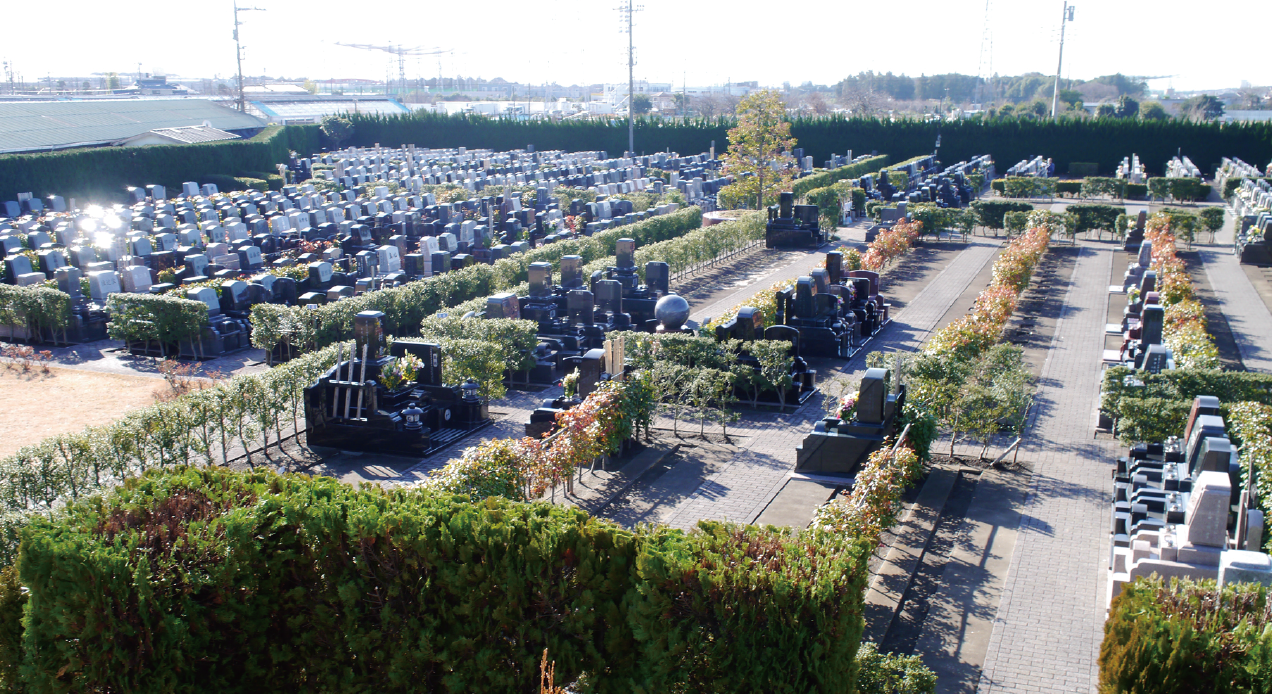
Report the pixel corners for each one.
[1100,577,1272,694]
[340,112,1272,180]
[7,466,869,692]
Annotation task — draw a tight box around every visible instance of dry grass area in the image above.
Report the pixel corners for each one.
[0,365,160,457]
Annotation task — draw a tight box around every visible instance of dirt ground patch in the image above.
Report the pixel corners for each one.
[0,366,161,456]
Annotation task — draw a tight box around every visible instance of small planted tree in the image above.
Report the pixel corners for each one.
[750,340,794,409]
[721,89,796,210]
[1199,207,1225,243]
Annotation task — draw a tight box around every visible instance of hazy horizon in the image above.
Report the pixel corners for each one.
[4,0,1269,94]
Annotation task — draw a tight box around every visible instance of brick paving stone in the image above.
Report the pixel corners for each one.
[1196,207,1272,373]
[662,238,1004,530]
[977,242,1117,694]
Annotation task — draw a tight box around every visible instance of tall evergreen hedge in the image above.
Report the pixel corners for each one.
[0,124,320,203]
[9,467,868,692]
[341,112,1272,180]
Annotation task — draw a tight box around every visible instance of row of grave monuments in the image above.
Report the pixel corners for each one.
[1166,155,1201,179]
[1231,172,1272,265]
[312,144,728,210]
[866,155,991,212]
[1005,155,1052,178]
[0,148,695,355]
[1104,231,1175,374]
[1215,156,1268,200]
[1107,394,1272,605]
[1116,155,1145,184]
[303,310,491,457]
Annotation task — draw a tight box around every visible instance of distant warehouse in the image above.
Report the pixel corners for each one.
[0,99,267,155]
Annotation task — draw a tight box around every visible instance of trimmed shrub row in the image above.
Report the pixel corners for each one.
[791,154,890,197]
[6,466,869,692]
[0,346,340,566]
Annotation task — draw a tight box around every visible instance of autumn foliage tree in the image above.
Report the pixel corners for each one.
[721,89,796,210]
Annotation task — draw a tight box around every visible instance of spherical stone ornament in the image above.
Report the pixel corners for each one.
[655,293,691,331]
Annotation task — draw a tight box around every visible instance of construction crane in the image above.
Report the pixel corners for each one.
[335,43,451,98]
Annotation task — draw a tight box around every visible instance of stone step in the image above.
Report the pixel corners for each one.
[862,466,959,643]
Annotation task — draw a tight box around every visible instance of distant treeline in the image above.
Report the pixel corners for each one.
[830,71,1147,105]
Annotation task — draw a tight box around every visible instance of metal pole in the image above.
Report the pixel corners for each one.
[1050,2,1069,120]
[234,4,245,112]
[627,1,634,155]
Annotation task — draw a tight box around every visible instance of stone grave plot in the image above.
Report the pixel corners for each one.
[1106,394,1272,606]
[880,155,991,209]
[708,250,891,363]
[1103,268,1174,372]
[766,191,825,249]
[793,366,906,475]
[303,311,492,457]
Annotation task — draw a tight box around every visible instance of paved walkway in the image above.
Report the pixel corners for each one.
[978,241,1117,694]
[1196,208,1272,373]
[662,237,1004,529]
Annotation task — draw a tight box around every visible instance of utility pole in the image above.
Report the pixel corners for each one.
[233,2,265,113]
[1050,2,1074,119]
[618,0,642,155]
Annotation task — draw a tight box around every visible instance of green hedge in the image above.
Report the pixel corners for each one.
[0,124,320,203]
[105,293,209,351]
[1147,176,1210,202]
[1055,179,1082,197]
[9,466,868,692]
[1066,203,1125,237]
[1125,182,1147,200]
[1101,367,1272,422]
[0,285,70,341]
[1101,577,1272,694]
[971,200,1034,230]
[791,155,890,197]
[339,112,1272,185]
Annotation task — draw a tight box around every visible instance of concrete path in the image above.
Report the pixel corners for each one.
[977,241,1118,694]
[661,237,1004,530]
[1195,207,1272,373]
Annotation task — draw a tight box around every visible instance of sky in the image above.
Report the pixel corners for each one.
[5,0,1270,94]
